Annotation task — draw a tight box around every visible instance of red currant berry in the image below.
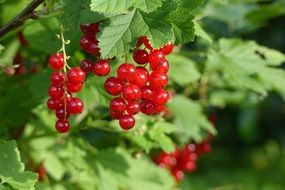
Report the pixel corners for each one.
[152,88,169,105]
[66,82,83,93]
[196,141,212,155]
[48,85,64,99]
[93,60,110,76]
[131,66,148,87]
[104,77,123,96]
[181,161,196,173]
[55,120,70,133]
[67,67,86,84]
[110,111,123,120]
[119,115,135,130]
[80,59,93,73]
[136,36,153,50]
[122,84,142,101]
[126,102,140,115]
[149,71,168,88]
[171,167,184,181]
[133,49,148,65]
[110,97,126,113]
[80,35,92,52]
[140,100,155,115]
[47,98,61,110]
[148,50,165,68]
[50,72,65,86]
[159,42,174,55]
[89,41,100,57]
[80,23,99,34]
[49,53,64,70]
[151,59,169,73]
[117,63,136,81]
[141,86,153,100]
[56,108,70,120]
[67,97,84,114]
[155,104,165,114]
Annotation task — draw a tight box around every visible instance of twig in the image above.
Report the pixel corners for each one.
[0,0,45,38]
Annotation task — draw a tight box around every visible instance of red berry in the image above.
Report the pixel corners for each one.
[110,97,126,113]
[141,86,153,100]
[133,49,148,65]
[148,50,165,68]
[80,35,92,52]
[47,98,61,110]
[93,60,110,76]
[104,77,123,96]
[152,88,169,105]
[136,36,153,50]
[151,59,169,73]
[122,84,142,101]
[119,115,135,130]
[80,59,93,73]
[66,82,83,93]
[67,97,84,114]
[159,42,174,55]
[56,108,70,120]
[181,161,196,173]
[89,41,100,57]
[155,104,165,113]
[55,120,70,133]
[67,67,86,84]
[126,102,140,115]
[36,164,46,181]
[117,63,136,81]
[149,71,168,88]
[140,100,155,115]
[49,53,64,70]
[196,142,212,155]
[171,167,184,181]
[80,23,99,34]
[50,72,65,86]
[131,66,148,87]
[48,85,64,99]
[110,111,123,120]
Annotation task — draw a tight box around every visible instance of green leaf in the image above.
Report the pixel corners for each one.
[194,21,212,43]
[0,141,38,190]
[180,0,207,13]
[90,0,136,14]
[168,95,216,143]
[133,0,165,13]
[167,53,201,85]
[98,9,173,58]
[170,7,195,44]
[0,45,4,54]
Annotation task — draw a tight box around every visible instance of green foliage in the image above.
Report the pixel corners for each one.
[0,141,38,190]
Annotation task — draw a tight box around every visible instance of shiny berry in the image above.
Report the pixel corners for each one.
[171,167,184,181]
[181,161,196,173]
[155,104,165,113]
[119,115,135,130]
[149,71,168,88]
[140,100,155,115]
[117,63,136,81]
[55,120,70,133]
[56,108,70,120]
[80,23,99,34]
[47,98,61,110]
[122,84,142,101]
[89,41,100,56]
[67,67,86,84]
[66,82,83,93]
[80,59,93,73]
[126,102,140,115]
[159,42,174,55]
[80,35,91,52]
[110,97,126,113]
[67,97,84,114]
[104,77,123,96]
[93,60,110,76]
[148,50,165,68]
[50,72,65,86]
[133,49,148,65]
[49,53,64,70]
[151,59,169,73]
[131,66,148,87]
[48,85,64,99]
[152,88,169,105]
[141,86,153,100]
[110,111,123,120]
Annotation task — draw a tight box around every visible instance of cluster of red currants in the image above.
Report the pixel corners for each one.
[153,141,212,181]
[47,53,85,133]
[104,37,174,130]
